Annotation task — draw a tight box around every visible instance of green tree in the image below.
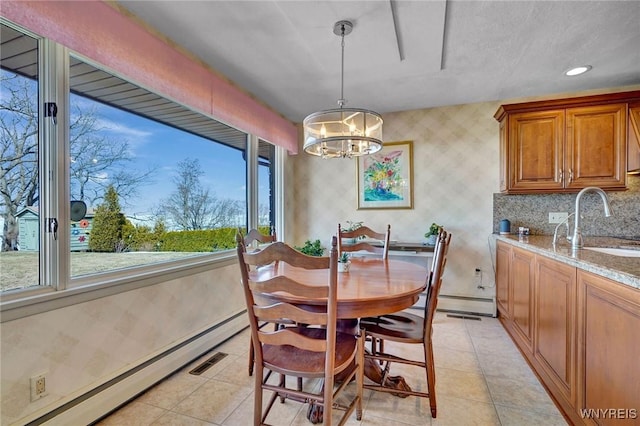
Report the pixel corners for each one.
[89,186,126,252]
[121,219,138,251]
[152,219,167,251]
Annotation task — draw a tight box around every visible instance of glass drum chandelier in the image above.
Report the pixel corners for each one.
[303,20,383,159]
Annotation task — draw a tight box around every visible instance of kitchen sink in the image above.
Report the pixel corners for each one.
[583,247,640,257]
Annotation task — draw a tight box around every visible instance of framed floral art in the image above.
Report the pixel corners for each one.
[357,140,413,209]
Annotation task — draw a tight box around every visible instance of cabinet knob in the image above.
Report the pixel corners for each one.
[569,168,574,182]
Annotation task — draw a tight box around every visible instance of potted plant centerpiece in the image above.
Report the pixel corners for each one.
[424,223,441,246]
[338,252,351,272]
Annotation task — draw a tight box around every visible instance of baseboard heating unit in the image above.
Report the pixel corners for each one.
[436,294,496,317]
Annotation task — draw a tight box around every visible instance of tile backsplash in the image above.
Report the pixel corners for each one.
[493,175,640,239]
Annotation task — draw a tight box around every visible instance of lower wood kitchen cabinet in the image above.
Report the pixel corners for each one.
[511,246,535,351]
[535,256,577,414]
[496,240,640,425]
[496,240,511,318]
[577,271,640,426]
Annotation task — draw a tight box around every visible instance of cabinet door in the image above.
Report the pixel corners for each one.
[509,110,564,192]
[577,271,640,425]
[534,256,577,405]
[496,241,511,318]
[566,104,626,189]
[628,106,640,173]
[510,247,536,351]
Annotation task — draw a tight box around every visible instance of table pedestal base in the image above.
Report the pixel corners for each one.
[364,360,412,397]
[303,319,413,423]
[305,356,412,424]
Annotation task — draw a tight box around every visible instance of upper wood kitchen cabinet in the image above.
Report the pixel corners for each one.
[628,104,640,173]
[506,109,565,192]
[565,104,626,189]
[495,91,640,194]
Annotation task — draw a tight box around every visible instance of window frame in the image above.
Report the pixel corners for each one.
[0,22,283,322]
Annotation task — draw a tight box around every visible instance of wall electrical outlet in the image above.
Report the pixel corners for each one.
[548,212,569,224]
[30,372,48,401]
[474,268,483,288]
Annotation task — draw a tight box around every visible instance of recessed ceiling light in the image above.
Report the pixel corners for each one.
[565,65,592,76]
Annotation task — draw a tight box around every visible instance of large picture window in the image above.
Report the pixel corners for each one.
[68,56,248,279]
[0,21,277,296]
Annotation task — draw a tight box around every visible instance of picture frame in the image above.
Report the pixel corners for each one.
[357,140,413,210]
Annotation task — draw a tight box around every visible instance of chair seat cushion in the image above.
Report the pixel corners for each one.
[263,327,357,377]
[360,312,425,343]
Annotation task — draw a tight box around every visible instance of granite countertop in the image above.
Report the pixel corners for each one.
[494,234,640,290]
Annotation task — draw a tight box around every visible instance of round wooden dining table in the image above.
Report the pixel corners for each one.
[248,256,428,319]
[249,255,428,423]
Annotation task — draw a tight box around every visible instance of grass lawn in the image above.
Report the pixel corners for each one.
[0,251,204,292]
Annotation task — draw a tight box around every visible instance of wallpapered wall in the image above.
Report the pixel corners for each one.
[285,88,640,302]
[0,264,245,424]
[285,101,502,301]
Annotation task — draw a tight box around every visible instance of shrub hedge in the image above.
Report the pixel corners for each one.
[158,226,271,252]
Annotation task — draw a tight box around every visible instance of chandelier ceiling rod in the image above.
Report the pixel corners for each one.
[338,21,346,107]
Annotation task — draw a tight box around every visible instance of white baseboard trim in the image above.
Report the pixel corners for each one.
[22,312,247,426]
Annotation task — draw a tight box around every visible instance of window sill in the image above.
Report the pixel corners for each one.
[0,252,237,322]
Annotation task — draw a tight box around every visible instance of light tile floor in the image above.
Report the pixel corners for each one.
[96,312,568,425]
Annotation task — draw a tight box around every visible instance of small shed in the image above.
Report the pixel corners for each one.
[16,207,94,251]
[16,207,39,251]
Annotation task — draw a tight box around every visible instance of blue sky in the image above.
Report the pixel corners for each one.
[78,96,269,219]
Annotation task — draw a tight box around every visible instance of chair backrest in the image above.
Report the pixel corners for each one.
[423,229,452,339]
[243,227,276,248]
[337,223,391,260]
[236,234,340,394]
[238,228,277,271]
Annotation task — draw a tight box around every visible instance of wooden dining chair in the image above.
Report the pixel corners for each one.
[359,228,452,418]
[240,227,281,377]
[243,226,276,251]
[337,223,390,356]
[337,223,391,259]
[236,235,364,426]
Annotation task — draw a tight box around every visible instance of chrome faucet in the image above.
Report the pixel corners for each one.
[552,212,574,246]
[570,187,612,249]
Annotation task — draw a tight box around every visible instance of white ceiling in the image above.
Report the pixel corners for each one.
[118,0,640,123]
